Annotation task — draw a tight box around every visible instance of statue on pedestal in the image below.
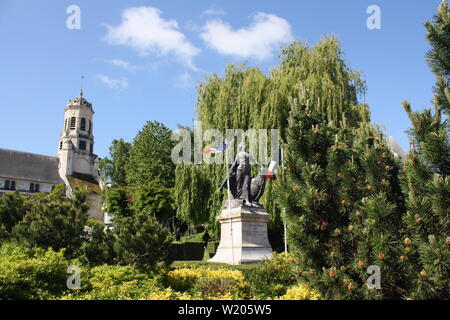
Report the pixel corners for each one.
[219,142,275,208]
[210,141,276,265]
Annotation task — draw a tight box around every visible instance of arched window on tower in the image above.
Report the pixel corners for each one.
[90,143,93,154]
[59,141,63,150]
[70,117,76,130]
[80,118,86,131]
[88,120,92,134]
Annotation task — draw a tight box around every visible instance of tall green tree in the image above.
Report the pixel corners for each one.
[126,121,175,188]
[99,139,131,187]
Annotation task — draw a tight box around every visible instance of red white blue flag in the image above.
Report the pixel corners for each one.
[201,142,228,155]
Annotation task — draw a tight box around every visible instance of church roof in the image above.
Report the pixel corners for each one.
[0,148,64,184]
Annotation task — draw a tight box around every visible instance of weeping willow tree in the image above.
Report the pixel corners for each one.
[174,37,368,241]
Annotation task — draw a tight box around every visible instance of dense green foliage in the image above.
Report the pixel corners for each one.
[126,121,175,188]
[103,180,175,225]
[113,211,173,270]
[0,192,28,239]
[399,101,449,299]
[78,220,116,266]
[12,186,89,257]
[0,243,71,300]
[244,253,298,298]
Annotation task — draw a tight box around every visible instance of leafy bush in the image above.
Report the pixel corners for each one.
[167,267,251,299]
[61,264,195,300]
[62,265,159,300]
[0,242,71,300]
[277,285,321,300]
[193,277,240,299]
[244,253,298,298]
[141,288,195,300]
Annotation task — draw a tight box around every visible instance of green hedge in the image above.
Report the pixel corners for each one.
[169,242,205,261]
[204,241,219,259]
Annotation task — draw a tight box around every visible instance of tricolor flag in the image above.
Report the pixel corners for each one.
[264,161,278,180]
[201,142,228,155]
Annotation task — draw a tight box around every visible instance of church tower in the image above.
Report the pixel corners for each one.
[57,90,102,220]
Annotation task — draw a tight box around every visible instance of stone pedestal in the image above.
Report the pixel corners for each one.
[209,205,273,265]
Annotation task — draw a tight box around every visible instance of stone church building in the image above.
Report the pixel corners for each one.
[0,91,103,221]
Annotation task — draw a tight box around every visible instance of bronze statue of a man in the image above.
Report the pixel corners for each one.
[220,141,268,206]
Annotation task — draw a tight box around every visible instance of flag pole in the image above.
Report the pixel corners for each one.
[224,139,235,265]
[281,147,288,253]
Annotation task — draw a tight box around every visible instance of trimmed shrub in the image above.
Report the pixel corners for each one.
[167,267,251,299]
[244,252,298,298]
[277,285,321,300]
[169,242,205,261]
[205,241,219,259]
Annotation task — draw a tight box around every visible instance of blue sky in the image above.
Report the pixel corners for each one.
[0,0,442,158]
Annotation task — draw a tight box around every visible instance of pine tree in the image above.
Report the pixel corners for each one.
[425,0,450,116]
[12,186,89,258]
[399,100,449,299]
[398,0,450,299]
[113,211,173,270]
[279,88,406,299]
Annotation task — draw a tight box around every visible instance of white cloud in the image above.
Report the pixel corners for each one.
[103,58,139,71]
[104,7,200,70]
[201,5,226,17]
[95,74,128,90]
[200,12,294,61]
